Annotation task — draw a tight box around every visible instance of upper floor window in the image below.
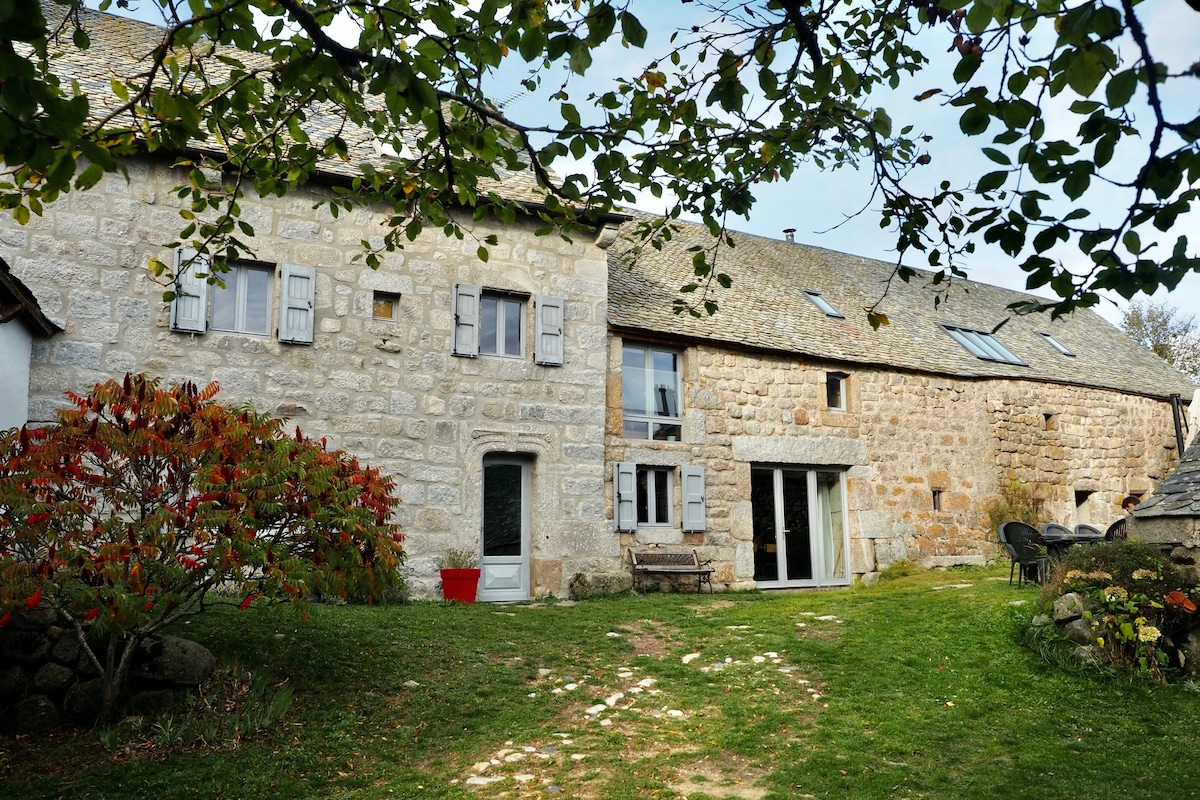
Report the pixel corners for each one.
[622,343,683,441]
[942,324,1026,366]
[452,284,564,365]
[373,291,400,321]
[826,371,849,410]
[480,293,524,357]
[169,250,314,344]
[210,263,272,336]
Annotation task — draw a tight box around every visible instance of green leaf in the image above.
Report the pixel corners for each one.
[953,54,982,84]
[982,148,1011,166]
[976,170,1008,193]
[1105,69,1138,108]
[476,246,489,263]
[959,106,991,136]
[619,11,647,47]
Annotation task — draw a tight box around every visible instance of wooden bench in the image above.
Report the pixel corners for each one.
[629,549,713,594]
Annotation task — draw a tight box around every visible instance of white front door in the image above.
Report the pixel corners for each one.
[478,456,531,602]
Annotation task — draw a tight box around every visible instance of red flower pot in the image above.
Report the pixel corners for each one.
[440,568,481,603]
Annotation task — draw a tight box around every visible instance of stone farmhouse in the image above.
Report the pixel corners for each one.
[606,224,1197,589]
[3,5,1197,598]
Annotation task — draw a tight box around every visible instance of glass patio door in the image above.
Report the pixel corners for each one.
[751,465,849,587]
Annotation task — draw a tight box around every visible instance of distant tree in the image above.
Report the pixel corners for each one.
[1120,299,1200,380]
[0,374,405,720]
[1,0,1198,321]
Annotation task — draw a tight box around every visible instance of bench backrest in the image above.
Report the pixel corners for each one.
[630,550,699,568]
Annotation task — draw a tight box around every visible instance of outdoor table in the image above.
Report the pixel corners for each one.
[1042,529,1104,558]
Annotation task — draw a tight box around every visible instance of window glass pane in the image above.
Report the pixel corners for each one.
[242,267,270,334]
[209,270,238,331]
[826,374,843,409]
[624,419,649,438]
[480,296,498,353]
[651,422,682,441]
[373,294,397,320]
[652,469,669,524]
[652,350,679,416]
[817,471,846,580]
[636,468,650,524]
[622,346,648,415]
[503,298,522,355]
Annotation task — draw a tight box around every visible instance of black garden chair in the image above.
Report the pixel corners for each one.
[999,521,1049,587]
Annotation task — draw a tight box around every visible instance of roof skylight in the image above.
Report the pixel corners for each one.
[942,325,1027,366]
[1038,331,1075,356]
[803,290,845,319]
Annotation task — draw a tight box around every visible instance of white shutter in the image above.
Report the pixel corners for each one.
[452,283,480,357]
[278,264,315,344]
[614,461,637,532]
[534,294,564,366]
[682,465,707,532]
[170,249,209,333]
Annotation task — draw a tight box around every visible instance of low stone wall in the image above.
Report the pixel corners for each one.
[0,603,215,732]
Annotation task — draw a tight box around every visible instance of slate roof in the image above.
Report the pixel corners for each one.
[0,256,60,337]
[608,221,1198,401]
[1134,438,1200,517]
[44,3,548,204]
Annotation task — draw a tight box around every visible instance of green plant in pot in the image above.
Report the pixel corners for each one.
[437,548,481,603]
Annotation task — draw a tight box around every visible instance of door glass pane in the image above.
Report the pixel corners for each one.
[817,471,846,580]
[483,463,522,556]
[751,468,778,581]
[782,469,812,581]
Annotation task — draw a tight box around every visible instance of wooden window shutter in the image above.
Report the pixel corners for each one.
[452,283,480,357]
[682,465,707,532]
[169,249,209,333]
[534,294,565,366]
[614,461,637,532]
[278,264,315,344]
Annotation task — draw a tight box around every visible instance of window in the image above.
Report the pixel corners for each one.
[1039,331,1075,356]
[614,463,705,532]
[931,489,944,512]
[452,285,564,365]
[480,293,524,357]
[373,291,400,321]
[826,371,848,410]
[942,325,1026,366]
[637,467,673,526]
[169,250,314,344]
[622,344,683,441]
[804,290,845,319]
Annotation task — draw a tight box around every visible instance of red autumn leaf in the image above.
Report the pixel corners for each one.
[25,588,42,609]
[239,593,259,610]
[0,611,11,627]
[83,607,100,620]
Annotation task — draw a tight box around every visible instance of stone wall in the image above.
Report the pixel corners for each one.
[606,336,1182,586]
[2,156,617,599]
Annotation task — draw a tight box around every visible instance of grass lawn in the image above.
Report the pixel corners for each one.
[3,565,1200,799]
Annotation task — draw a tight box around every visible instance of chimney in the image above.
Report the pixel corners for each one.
[783,228,796,243]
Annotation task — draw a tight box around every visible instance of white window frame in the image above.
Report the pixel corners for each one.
[1039,331,1075,356]
[373,291,401,321]
[804,289,845,319]
[613,462,707,533]
[622,343,684,441]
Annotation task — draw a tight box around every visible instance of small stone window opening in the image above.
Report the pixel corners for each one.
[931,489,944,512]
[373,291,400,321]
[1043,413,1056,431]
[826,372,849,411]
[1075,490,1094,525]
